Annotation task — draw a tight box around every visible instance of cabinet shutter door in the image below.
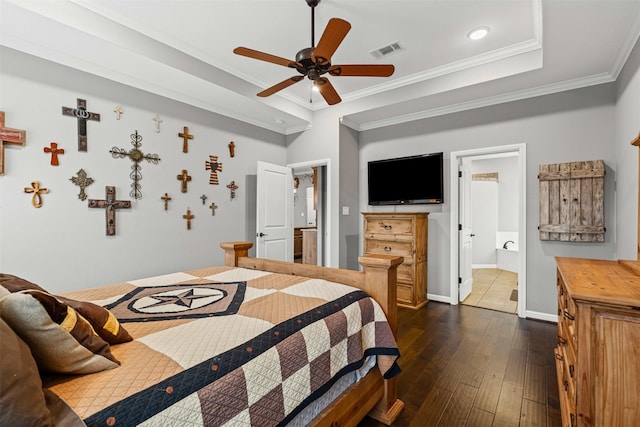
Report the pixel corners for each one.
[539,160,604,242]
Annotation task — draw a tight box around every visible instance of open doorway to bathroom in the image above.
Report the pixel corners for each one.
[461,154,519,314]
[450,144,526,318]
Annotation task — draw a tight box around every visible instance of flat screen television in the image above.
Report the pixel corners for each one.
[368,152,444,205]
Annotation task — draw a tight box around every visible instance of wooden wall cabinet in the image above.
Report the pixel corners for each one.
[555,257,640,426]
[362,212,428,309]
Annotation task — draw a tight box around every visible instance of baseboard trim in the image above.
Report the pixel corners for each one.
[427,294,451,304]
[525,310,558,323]
[472,264,497,269]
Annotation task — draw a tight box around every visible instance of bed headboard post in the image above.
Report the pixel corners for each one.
[220,241,254,266]
[358,254,402,336]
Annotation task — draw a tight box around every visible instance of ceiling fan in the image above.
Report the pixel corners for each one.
[233,0,395,105]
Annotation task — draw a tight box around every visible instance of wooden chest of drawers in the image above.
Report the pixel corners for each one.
[363,212,428,309]
[555,257,640,426]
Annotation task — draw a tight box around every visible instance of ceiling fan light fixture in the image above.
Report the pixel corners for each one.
[468,26,490,40]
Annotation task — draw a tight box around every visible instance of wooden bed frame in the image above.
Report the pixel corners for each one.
[221,242,405,426]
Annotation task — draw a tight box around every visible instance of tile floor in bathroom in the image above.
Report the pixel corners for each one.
[461,268,518,314]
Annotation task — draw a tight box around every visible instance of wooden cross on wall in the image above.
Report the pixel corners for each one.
[44,142,64,166]
[110,130,160,199]
[0,111,26,175]
[88,186,132,236]
[177,169,192,193]
[205,155,223,185]
[161,193,172,211]
[24,181,48,208]
[183,208,194,230]
[227,180,239,199]
[62,98,100,152]
[178,126,193,153]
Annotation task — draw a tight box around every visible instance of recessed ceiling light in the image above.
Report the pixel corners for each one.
[468,26,490,40]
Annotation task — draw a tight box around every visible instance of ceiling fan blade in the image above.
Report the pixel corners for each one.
[257,76,304,97]
[315,77,341,105]
[234,47,299,68]
[329,64,395,77]
[312,18,351,65]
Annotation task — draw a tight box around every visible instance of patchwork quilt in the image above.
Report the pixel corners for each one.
[44,266,400,427]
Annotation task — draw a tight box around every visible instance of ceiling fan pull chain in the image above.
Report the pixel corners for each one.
[311,3,315,48]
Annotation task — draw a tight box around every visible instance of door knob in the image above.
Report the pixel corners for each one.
[257,232,267,237]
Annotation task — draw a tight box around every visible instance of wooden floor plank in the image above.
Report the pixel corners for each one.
[357,303,561,427]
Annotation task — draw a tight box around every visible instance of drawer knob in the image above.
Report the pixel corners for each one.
[384,246,392,252]
[379,222,392,230]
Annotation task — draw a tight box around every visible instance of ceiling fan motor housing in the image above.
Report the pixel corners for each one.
[295,47,331,80]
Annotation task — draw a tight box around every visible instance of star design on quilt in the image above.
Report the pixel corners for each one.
[133,287,225,313]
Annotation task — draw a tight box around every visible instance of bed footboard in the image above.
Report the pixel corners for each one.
[220,241,404,425]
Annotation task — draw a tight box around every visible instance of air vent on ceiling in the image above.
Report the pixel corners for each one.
[369,41,404,59]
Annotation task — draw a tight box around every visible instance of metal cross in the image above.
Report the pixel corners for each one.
[24,181,49,208]
[114,105,123,120]
[153,114,162,133]
[0,111,26,175]
[183,208,195,230]
[209,202,218,216]
[44,142,64,166]
[205,155,223,185]
[161,193,172,211]
[177,169,192,193]
[70,169,94,201]
[62,98,100,152]
[200,194,208,205]
[178,126,193,153]
[227,180,239,199]
[88,186,132,236]
[110,130,160,200]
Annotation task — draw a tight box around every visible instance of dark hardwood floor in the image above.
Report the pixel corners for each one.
[359,302,561,427]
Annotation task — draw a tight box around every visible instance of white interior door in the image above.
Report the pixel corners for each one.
[459,160,473,301]
[256,161,293,261]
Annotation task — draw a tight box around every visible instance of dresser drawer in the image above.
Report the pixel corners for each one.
[364,239,414,260]
[364,217,414,236]
[397,263,414,283]
[397,283,414,305]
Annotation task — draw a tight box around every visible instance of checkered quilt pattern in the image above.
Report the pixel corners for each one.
[45,266,400,427]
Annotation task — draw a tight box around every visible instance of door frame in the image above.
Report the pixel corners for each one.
[449,143,527,318]
[288,158,332,267]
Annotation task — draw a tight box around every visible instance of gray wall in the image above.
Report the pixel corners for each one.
[0,47,287,293]
[360,84,617,317]
[339,125,360,270]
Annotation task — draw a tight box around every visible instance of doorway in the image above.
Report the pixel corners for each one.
[449,144,526,318]
[289,159,330,267]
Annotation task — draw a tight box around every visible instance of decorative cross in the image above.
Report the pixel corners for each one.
[44,142,64,166]
[24,181,49,208]
[110,130,161,200]
[161,193,172,211]
[88,186,132,236]
[228,141,235,157]
[177,169,192,193]
[70,169,94,201]
[0,111,26,175]
[153,114,162,133]
[209,202,218,216]
[62,98,100,152]
[183,208,194,230]
[227,180,239,199]
[114,106,123,120]
[200,194,207,205]
[205,155,223,185]
[178,126,193,153]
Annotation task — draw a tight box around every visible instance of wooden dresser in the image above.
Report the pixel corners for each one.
[362,212,428,309]
[555,257,640,426]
